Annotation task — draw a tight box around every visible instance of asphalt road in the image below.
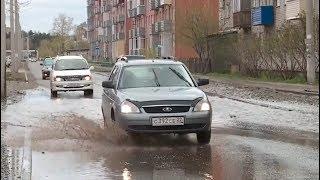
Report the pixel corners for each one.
[1,62,319,180]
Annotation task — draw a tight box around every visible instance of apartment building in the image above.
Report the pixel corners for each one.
[87,0,104,60]
[88,0,219,60]
[127,0,219,59]
[219,0,319,36]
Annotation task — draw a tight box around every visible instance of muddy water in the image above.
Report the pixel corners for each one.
[2,59,319,180]
[1,88,318,179]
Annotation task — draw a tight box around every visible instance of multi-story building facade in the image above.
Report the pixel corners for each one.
[127,0,219,59]
[87,0,104,60]
[88,0,219,61]
[219,0,319,36]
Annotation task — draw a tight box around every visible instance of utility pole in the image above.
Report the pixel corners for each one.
[306,0,315,84]
[15,0,22,65]
[26,36,29,52]
[1,0,7,99]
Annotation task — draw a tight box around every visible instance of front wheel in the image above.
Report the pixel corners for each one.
[197,130,211,145]
[51,90,57,98]
[84,89,93,97]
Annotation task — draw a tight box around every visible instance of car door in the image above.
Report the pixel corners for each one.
[102,65,120,122]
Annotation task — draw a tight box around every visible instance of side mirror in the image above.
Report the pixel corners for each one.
[102,81,114,89]
[89,66,95,70]
[40,63,43,66]
[197,78,209,86]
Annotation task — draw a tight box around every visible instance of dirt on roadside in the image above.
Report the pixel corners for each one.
[1,63,38,110]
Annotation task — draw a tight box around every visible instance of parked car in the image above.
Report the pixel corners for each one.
[101,58,212,144]
[50,55,94,98]
[40,58,54,80]
[6,57,11,67]
[30,58,37,62]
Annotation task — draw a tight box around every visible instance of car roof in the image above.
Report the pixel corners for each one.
[56,56,85,60]
[116,59,183,67]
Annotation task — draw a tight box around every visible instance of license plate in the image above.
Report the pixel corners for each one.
[152,117,184,126]
[69,78,80,81]
[64,83,81,88]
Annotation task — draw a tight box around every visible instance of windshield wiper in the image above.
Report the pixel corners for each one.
[152,69,161,87]
[61,68,86,70]
[168,67,192,87]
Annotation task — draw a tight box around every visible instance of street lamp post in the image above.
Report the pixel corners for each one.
[1,0,6,99]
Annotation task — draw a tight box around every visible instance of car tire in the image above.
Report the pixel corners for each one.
[197,129,211,145]
[51,90,57,98]
[102,107,108,128]
[84,89,93,97]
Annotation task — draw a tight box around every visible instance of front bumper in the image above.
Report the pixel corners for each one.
[51,80,93,91]
[116,111,212,134]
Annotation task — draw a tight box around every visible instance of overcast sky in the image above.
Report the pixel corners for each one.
[7,0,87,33]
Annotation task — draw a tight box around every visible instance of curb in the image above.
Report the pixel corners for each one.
[21,130,32,180]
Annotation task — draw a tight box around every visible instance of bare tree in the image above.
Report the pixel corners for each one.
[51,14,75,54]
[177,3,218,73]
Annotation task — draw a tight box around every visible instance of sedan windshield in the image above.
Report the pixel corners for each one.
[119,64,194,89]
[54,59,89,71]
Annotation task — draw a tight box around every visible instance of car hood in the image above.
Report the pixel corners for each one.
[52,69,91,76]
[118,87,206,102]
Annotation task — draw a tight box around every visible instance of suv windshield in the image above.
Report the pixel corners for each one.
[54,59,89,71]
[125,55,145,60]
[43,59,54,66]
[119,64,194,89]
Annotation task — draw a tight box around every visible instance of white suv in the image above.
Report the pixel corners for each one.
[50,56,94,97]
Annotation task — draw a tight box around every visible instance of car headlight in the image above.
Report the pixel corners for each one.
[55,77,63,82]
[83,76,91,81]
[121,100,140,114]
[193,99,210,112]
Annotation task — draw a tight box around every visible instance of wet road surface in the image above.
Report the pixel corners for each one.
[1,62,319,180]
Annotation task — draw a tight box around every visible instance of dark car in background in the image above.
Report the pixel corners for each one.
[101,58,212,144]
[40,58,54,80]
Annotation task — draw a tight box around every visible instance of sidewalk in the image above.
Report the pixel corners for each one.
[195,74,319,96]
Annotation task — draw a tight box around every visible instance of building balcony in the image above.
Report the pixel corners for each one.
[150,0,171,10]
[106,34,112,42]
[233,11,251,28]
[135,27,145,37]
[129,8,137,18]
[137,5,145,16]
[106,20,112,27]
[159,20,172,32]
[251,6,274,26]
[129,27,146,38]
[103,4,112,12]
[159,0,172,7]
[118,14,125,22]
[112,0,124,7]
[115,32,125,40]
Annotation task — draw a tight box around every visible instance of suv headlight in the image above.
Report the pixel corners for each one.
[121,100,140,114]
[54,77,63,82]
[193,99,210,112]
[83,76,91,81]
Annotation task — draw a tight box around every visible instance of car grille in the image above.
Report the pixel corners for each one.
[128,124,206,131]
[143,106,190,113]
[58,75,84,81]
